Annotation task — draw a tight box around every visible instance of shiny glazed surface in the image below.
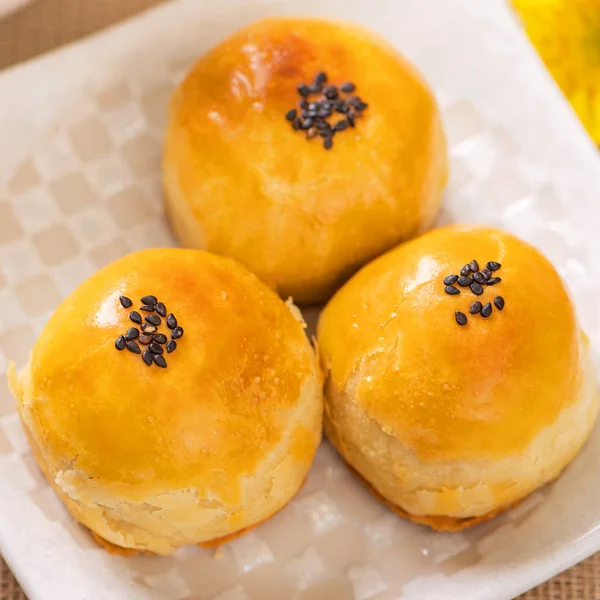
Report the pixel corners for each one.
[318,225,583,462]
[163,17,447,304]
[19,249,319,504]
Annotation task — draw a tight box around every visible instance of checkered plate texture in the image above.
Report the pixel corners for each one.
[1,1,600,599]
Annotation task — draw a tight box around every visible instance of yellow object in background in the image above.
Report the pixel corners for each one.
[512,0,600,145]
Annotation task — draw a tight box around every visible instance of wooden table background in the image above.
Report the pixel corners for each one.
[0,1,598,598]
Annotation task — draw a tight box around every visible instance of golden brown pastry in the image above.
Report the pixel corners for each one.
[318,225,598,531]
[163,17,447,304]
[8,249,322,554]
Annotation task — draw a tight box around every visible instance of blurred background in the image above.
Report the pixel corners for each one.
[512,0,600,147]
[0,0,598,148]
[0,0,165,70]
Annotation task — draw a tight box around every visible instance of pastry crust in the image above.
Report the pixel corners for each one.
[318,225,599,525]
[9,249,323,555]
[93,478,307,554]
[345,461,523,532]
[163,17,447,304]
[93,509,277,555]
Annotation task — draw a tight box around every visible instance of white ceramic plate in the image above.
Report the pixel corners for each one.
[1,1,600,599]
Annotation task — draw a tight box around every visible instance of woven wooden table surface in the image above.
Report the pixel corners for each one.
[0,1,597,599]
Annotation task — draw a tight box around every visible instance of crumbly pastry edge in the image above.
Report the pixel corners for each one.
[323,334,599,526]
[7,301,323,555]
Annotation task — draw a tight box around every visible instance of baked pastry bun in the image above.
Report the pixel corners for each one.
[318,225,598,531]
[163,17,447,304]
[8,249,322,554]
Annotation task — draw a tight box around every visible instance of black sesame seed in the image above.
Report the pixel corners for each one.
[125,327,139,340]
[141,322,157,333]
[457,276,472,287]
[297,84,309,97]
[315,71,327,85]
[469,260,479,272]
[141,295,157,306]
[472,272,485,284]
[171,326,184,340]
[333,120,349,132]
[166,314,177,329]
[455,311,468,326]
[155,302,167,318]
[482,268,492,280]
[129,311,142,324]
[140,305,155,312]
[146,314,161,326]
[115,336,126,350]
[443,275,458,285]
[494,296,505,311]
[470,301,483,314]
[167,340,177,353]
[139,334,153,345]
[119,296,132,309]
[470,282,484,296]
[481,302,493,318]
[154,333,167,344]
[487,277,502,285]
[154,354,167,368]
[486,261,501,271]
[445,285,460,295]
[142,350,153,366]
[126,341,141,354]
[149,342,164,355]
[460,265,471,277]
[290,77,366,150]
[324,85,338,100]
